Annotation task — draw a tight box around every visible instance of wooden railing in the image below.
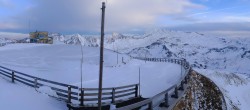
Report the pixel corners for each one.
[0,57,191,109]
[78,84,139,106]
[0,66,79,103]
[0,65,139,107]
[115,57,191,110]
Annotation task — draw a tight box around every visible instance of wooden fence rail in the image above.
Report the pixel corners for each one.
[0,65,79,103]
[78,84,139,106]
[0,65,139,106]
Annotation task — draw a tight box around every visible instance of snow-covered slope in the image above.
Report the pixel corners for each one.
[0,38,15,46]
[0,38,13,43]
[197,69,250,110]
[0,77,67,110]
[116,29,250,109]
[120,29,250,75]
[0,44,182,99]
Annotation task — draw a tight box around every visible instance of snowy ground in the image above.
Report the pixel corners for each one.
[0,43,183,109]
[0,76,67,110]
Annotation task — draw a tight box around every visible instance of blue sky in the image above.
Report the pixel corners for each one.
[0,0,250,34]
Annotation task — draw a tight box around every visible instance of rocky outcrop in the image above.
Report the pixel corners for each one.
[173,70,226,110]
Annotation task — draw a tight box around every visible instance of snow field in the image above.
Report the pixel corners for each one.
[0,44,182,105]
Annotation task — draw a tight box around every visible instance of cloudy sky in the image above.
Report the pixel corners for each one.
[0,0,250,34]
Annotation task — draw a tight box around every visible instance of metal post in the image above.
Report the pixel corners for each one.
[112,88,115,103]
[68,86,72,103]
[181,61,183,79]
[139,67,141,96]
[117,49,118,64]
[11,71,14,83]
[98,2,105,110]
[80,89,84,106]
[80,38,84,95]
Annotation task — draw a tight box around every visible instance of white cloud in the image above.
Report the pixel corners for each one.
[1,0,203,33]
[0,22,21,29]
[0,0,13,8]
[223,16,250,22]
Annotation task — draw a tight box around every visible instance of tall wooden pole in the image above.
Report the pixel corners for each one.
[98,2,105,110]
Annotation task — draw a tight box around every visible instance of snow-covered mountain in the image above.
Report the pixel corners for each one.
[0,38,16,46]
[0,38,13,43]
[51,29,250,109]
[127,30,250,75]
[51,29,250,75]
[1,29,249,109]
[123,29,250,109]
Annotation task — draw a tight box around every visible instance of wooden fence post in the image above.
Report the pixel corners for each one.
[34,78,38,88]
[11,71,14,83]
[184,76,188,84]
[135,84,139,97]
[80,88,84,106]
[112,88,116,104]
[148,101,153,110]
[171,86,178,98]
[68,86,71,103]
[164,92,169,107]
[179,81,184,90]
[175,86,178,98]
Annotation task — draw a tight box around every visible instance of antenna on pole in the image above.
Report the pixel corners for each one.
[98,2,106,110]
[117,48,118,64]
[80,39,83,90]
[139,67,141,96]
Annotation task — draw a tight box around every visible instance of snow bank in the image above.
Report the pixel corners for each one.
[0,77,67,110]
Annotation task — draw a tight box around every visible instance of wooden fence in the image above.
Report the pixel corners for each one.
[0,57,191,109]
[78,84,139,106]
[0,65,79,103]
[0,65,139,107]
[115,57,191,110]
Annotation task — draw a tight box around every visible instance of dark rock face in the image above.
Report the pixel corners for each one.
[206,46,238,54]
[241,50,250,59]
